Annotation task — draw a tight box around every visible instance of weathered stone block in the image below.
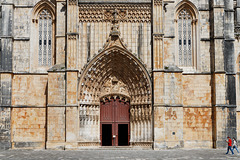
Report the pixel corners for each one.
[153,72,164,104]
[183,75,211,106]
[11,108,46,145]
[12,75,48,106]
[48,72,65,105]
[164,73,182,105]
[67,72,78,105]
[183,107,212,148]
[47,107,65,142]
[0,107,11,150]
[66,107,78,142]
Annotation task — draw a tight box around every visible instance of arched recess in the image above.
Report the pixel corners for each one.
[30,0,55,71]
[32,0,56,21]
[78,33,152,147]
[175,0,199,70]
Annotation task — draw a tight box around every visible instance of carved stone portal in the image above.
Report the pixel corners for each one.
[77,9,152,147]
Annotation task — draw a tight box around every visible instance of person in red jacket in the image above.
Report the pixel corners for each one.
[226,136,234,155]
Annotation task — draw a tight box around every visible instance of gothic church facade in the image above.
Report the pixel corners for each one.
[0,0,240,150]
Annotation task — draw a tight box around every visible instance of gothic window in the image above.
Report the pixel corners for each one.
[38,9,52,66]
[178,9,193,67]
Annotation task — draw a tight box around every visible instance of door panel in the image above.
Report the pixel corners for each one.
[118,124,129,146]
[102,124,112,146]
[100,97,130,146]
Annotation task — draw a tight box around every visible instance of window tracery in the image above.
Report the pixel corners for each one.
[178,9,192,67]
[38,9,52,66]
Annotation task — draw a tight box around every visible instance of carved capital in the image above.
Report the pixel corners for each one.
[153,33,163,40]
[154,0,162,6]
[69,0,78,5]
[68,34,77,40]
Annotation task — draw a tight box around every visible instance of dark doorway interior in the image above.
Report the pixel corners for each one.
[102,124,112,146]
[118,124,128,146]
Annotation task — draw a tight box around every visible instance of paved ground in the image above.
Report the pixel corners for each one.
[0,149,240,160]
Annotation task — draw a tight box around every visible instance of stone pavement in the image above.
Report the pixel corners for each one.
[0,149,240,160]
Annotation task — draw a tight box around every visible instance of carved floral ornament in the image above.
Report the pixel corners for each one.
[79,4,151,23]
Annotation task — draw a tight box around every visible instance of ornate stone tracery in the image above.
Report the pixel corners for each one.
[79,4,151,23]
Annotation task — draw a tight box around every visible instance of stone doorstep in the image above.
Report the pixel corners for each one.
[80,146,152,150]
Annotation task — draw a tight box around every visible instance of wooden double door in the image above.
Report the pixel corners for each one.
[100,97,130,146]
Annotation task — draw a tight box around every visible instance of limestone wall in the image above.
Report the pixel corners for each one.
[12,75,48,107]
[10,74,47,149]
[182,75,211,106]
[11,108,46,149]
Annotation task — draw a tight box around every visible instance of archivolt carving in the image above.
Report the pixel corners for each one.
[79,105,99,123]
[130,105,151,122]
[79,4,151,23]
[79,104,99,142]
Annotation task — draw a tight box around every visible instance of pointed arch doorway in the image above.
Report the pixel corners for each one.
[100,95,130,146]
[78,26,153,148]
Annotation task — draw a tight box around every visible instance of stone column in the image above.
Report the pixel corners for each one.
[65,71,78,149]
[152,0,165,150]
[236,0,240,26]
[223,0,237,144]
[56,0,66,65]
[237,0,240,146]
[211,0,237,148]
[152,0,163,70]
[66,0,78,69]
[47,71,66,150]
[65,0,79,149]
[0,0,13,150]
[0,74,12,150]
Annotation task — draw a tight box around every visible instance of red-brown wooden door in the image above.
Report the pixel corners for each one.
[100,97,130,146]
